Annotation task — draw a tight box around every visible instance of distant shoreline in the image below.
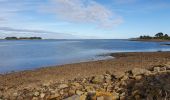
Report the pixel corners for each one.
[129,38,170,42]
[130,32,170,42]
[4,37,42,40]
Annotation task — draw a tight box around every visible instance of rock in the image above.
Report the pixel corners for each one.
[103,96,112,100]
[134,75,142,80]
[97,95,116,100]
[32,97,39,100]
[135,95,140,100]
[80,94,87,100]
[13,92,18,97]
[153,67,160,72]
[91,75,104,84]
[59,90,64,95]
[34,91,40,97]
[63,95,80,100]
[165,64,170,70]
[119,95,125,100]
[86,91,96,100]
[85,86,95,92]
[119,92,125,100]
[132,90,139,96]
[120,75,129,81]
[49,93,60,99]
[76,90,84,95]
[95,92,118,100]
[42,82,50,87]
[40,93,45,98]
[104,74,112,83]
[71,82,81,87]
[147,94,154,100]
[112,91,119,100]
[58,84,68,89]
[97,96,104,100]
[131,68,151,76]
[106,85,113,92]
[68,89,75,95]
[97,96,114,100]
[113,72,125,79]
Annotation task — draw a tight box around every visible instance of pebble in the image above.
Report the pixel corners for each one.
[58,84,68,89]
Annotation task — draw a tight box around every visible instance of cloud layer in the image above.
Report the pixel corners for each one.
[43,0,123,27]
[0,27,79,39]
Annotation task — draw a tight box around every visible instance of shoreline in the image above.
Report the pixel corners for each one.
[1,51,169,75]
[1,51,170,80]
[129,38,170,42]
[1,51,170,99]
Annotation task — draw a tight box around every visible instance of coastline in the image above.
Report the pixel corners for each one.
[129,38,170,42]
[1,51,170,99]
[1,51,170,84]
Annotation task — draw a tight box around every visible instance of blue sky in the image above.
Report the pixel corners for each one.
[0,0,170,39]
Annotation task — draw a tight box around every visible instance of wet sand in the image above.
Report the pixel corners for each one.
[1,51,170,91]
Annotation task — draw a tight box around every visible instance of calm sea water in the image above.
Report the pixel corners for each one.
[0,39,170,73]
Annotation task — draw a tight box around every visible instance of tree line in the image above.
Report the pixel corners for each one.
[139,32,170,40]
[5,37,42,40]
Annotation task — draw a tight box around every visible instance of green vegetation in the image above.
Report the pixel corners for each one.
[5,37,42,40]
[139,32,170,40]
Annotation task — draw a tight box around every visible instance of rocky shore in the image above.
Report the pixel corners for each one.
[1,52,170,100]
[1,65,170,100]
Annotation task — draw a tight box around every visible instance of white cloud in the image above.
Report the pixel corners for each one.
[0,0,41,23]
[42,0,123,27]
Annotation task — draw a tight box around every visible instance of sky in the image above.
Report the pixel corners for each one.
[0,0,170,39]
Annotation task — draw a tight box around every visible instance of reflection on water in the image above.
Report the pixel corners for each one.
[0,39,170,73]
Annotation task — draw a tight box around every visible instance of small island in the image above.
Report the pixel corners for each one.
[130,32,170,42]
[5,37,42,40]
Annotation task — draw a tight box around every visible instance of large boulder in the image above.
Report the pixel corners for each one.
[131,68,151,76]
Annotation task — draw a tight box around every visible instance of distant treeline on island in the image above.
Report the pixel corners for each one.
[134,32,170,40]
[5,37,42,40]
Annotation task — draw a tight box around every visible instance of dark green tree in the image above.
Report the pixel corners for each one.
[164,34,170,40]
[155,32,164,38]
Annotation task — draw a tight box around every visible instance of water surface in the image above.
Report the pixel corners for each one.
[0,39,170,73]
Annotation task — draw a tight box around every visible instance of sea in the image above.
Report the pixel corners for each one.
[0,39,170,73]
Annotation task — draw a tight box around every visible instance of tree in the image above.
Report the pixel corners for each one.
[164,34,169,37]
[5,37,18,40]
[164,34,170,40]
[155,32,164,38]
[139,35,152,39]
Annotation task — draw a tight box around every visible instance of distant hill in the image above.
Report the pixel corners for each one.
[5,37,42,40]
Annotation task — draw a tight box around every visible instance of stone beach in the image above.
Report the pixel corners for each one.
[0,52,170,100]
